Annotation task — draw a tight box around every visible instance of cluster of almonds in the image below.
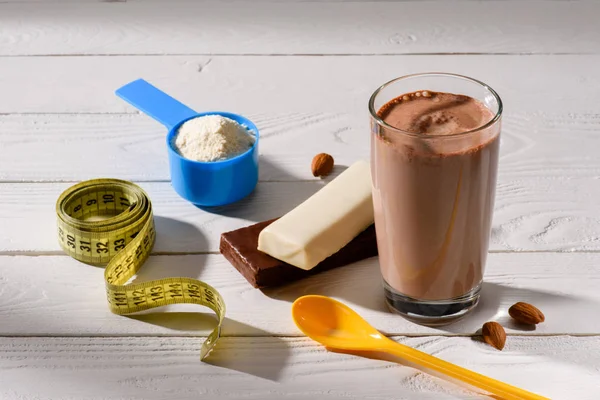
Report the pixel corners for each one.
[482,302,545,351]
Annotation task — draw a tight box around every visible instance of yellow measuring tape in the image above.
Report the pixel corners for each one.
[56,178,225,359]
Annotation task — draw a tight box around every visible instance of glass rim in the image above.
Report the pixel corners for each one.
[368,72,503,139]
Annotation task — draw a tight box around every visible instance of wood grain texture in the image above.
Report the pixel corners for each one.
[0,336,598,400]
[1,55,600,114]
[0,252,599,336]
[2,111,600,182]
[2,177,599,253]
[1,1,599,55]
[0,4,596,399]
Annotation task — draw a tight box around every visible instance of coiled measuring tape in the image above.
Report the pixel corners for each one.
[56,178,225,360]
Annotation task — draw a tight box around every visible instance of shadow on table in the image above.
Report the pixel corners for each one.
[441,281,596,334]
[193,157,321,220]
[130,220,209,282]
[153,214,209,256]
[126,215,291,381]
[259,153,347,182]
[128,311,217,332]
[128,312,290,381]
[262,259,597,334]
[258,156,306,182]
[205,322,292,382]
[260,257,387,312]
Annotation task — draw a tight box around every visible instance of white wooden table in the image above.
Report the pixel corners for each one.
[1,1,600,399]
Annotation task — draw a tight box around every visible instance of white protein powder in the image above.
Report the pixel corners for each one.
[173,115,255,162]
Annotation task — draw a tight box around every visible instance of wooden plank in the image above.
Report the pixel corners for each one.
[0,336,598,399]
[0,112,352,182]
[1,177,599,253]
[0,2,598,55]
[2,111,600,183]
[0,252,598,336]
[0,55,599,114]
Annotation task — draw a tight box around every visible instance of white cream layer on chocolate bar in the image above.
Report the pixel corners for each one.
[257,160,374,270]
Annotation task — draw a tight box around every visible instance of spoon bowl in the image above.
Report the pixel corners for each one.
[292,295,387,351]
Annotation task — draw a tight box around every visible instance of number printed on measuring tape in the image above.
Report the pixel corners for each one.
[56,179,225,360]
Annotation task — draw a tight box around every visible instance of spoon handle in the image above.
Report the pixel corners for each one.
[383,340,548,400]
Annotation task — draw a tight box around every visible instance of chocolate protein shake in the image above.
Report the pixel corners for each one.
[370,81,501,325]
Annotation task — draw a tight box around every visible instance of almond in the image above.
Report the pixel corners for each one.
[482,321,506,351]
[508,302,545,325]
[311,153,334,177]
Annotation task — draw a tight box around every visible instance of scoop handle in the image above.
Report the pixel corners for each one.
[382,340,548,400]
[115,79,197,130]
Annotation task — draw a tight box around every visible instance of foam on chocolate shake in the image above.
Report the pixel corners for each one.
[377,91,493,136]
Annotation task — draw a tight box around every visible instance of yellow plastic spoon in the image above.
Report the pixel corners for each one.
[292,295,548,400]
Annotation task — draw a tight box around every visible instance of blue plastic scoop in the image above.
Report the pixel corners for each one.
[116,79,259,207]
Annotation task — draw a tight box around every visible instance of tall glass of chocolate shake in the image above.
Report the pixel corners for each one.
[369,73,502,326]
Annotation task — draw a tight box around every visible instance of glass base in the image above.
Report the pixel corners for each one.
[383,280,481,327]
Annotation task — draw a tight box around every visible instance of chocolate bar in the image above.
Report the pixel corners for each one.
[220,219,378,288]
